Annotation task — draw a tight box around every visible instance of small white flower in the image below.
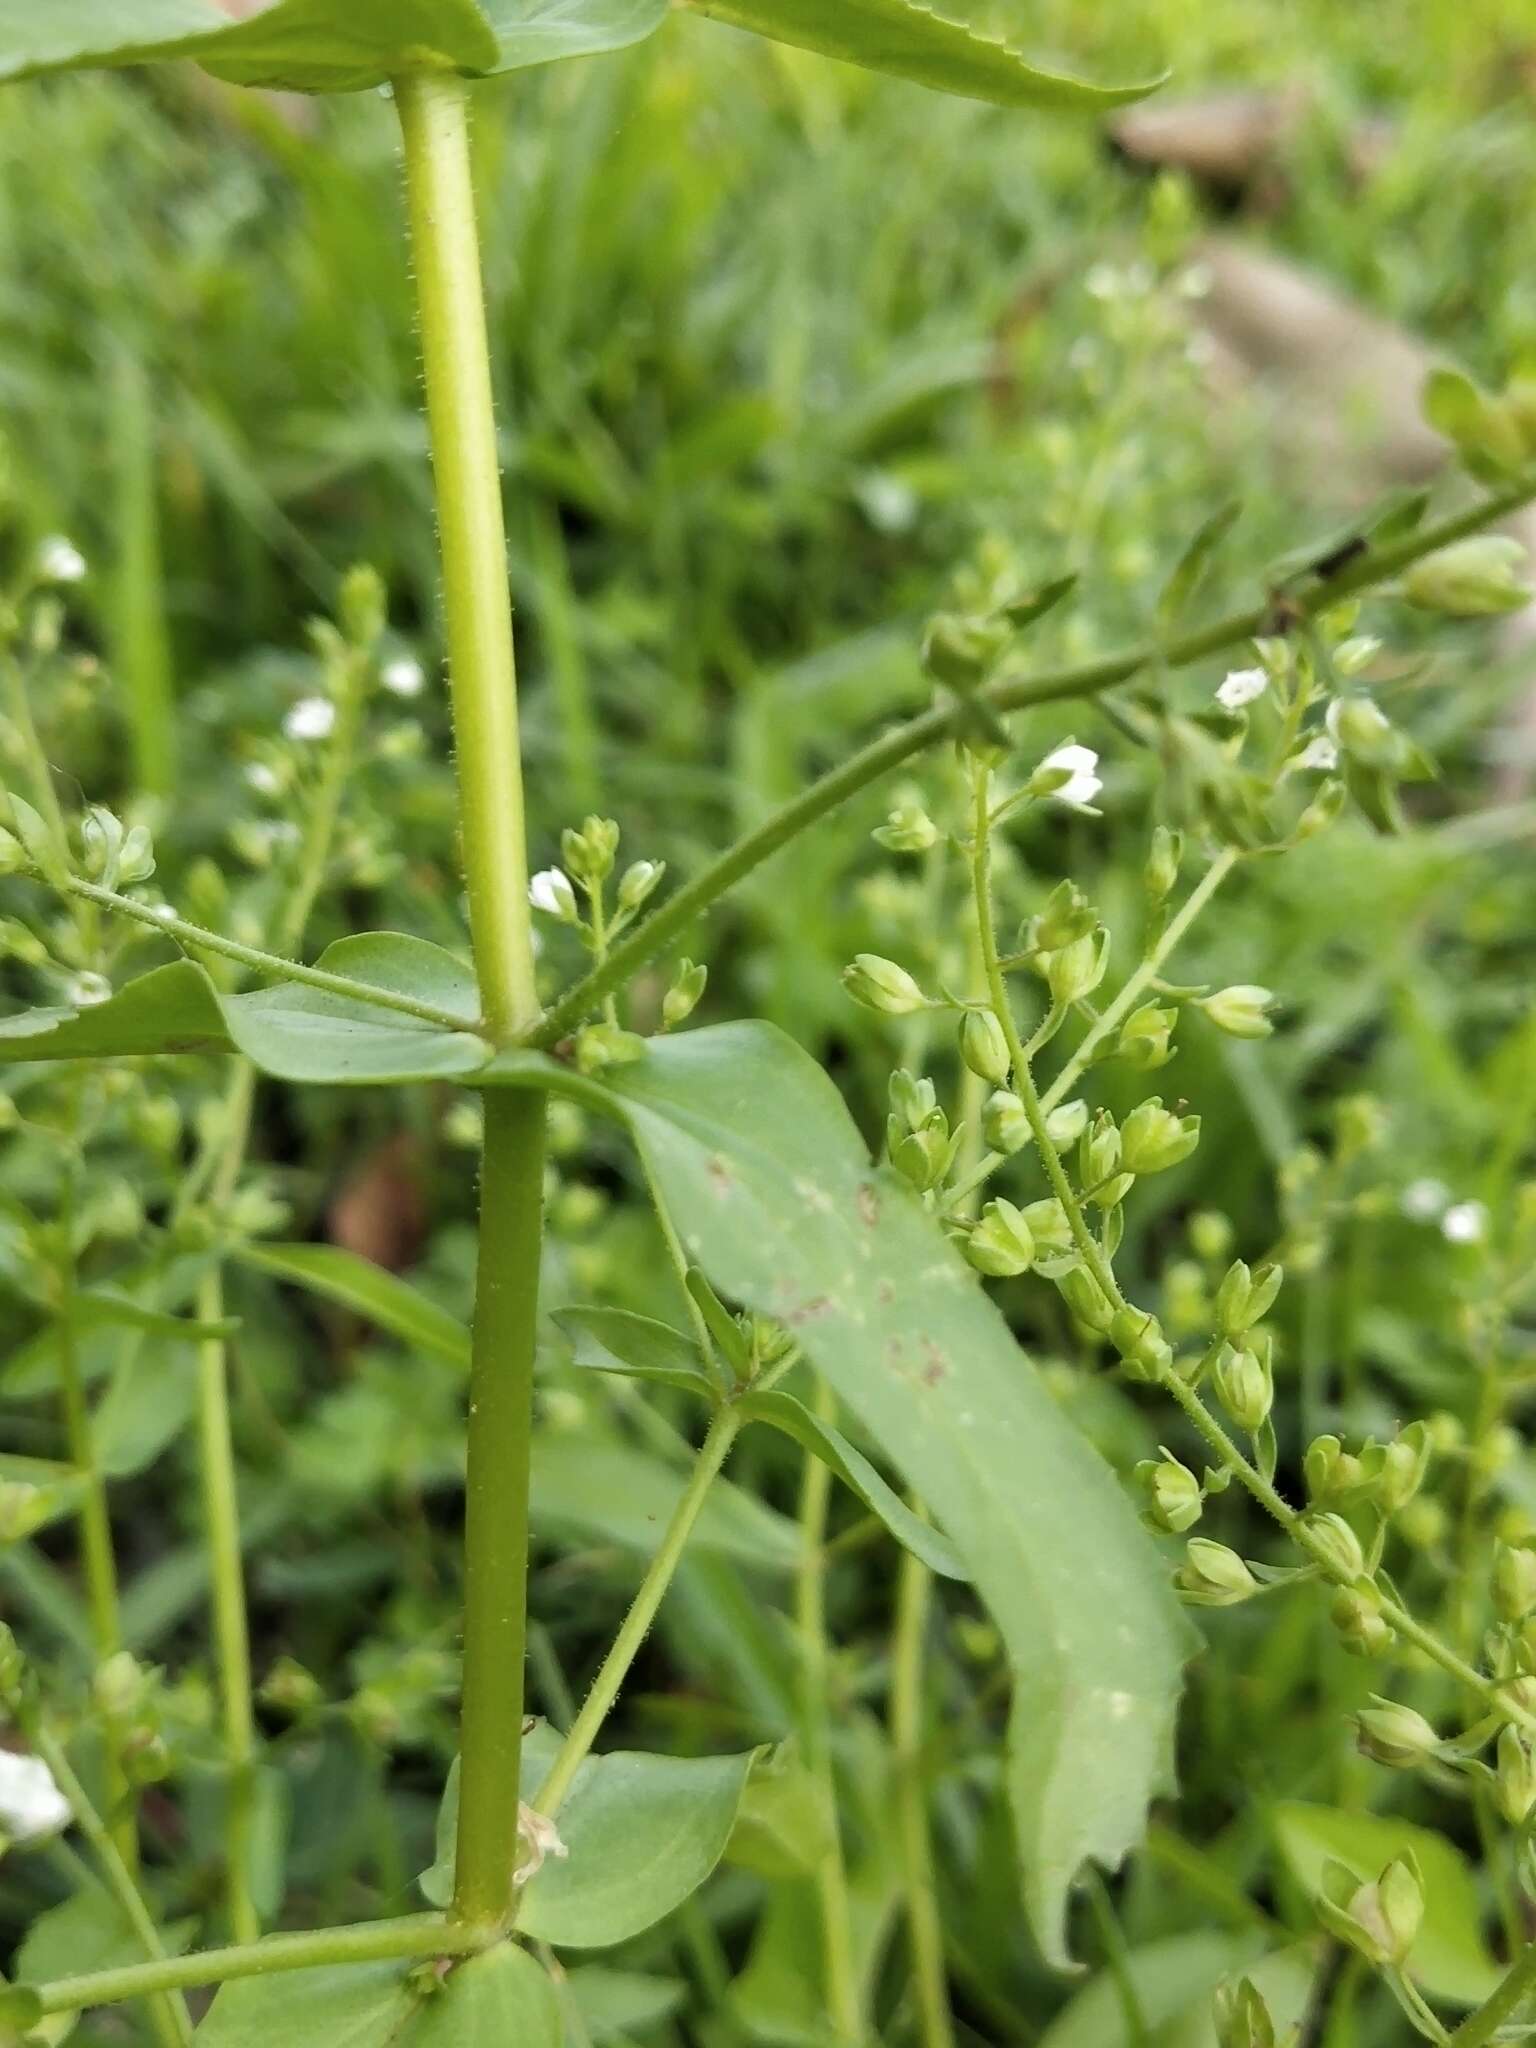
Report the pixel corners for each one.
[1033,743,1102,810]
[36,536,86,585]
[244,762,281,796]
[1298,735,1339,772]
[528,867,577,922]
[0,1749,71,1842]
[513,1801,568,1888]
[1443,1200,1489,1246]
[381,656,425,699]
[1216,667,1268,712]
[1401,1177,1450,1222]
[283,696,336,742]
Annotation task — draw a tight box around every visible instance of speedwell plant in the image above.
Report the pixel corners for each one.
[0,4,1535,2045]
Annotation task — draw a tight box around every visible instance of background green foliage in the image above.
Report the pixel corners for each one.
[1,0,1535,2039]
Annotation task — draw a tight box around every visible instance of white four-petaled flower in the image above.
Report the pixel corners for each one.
[1298,735,1339,771]
[0,1749,71,1842]
[528,867,577,922]
[1216,667,1268,711]
[1036,743,1102,810]
[283,696,336,742]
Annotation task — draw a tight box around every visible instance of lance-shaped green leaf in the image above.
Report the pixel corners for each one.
[677,0,1164,111]
[0,936,492,1085]
[484,1022,1195,1964]
[737,1387,968,1581]
[236,1243,472,1371]
[557,1304,717,1395]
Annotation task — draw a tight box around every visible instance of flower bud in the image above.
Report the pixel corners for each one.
[1368,1424,1431,1513]
[1331,1584,1394,1657]
[1046,928,1108,1007]
[1405,535,1532,616]
[959,1008,1011,1086]
[922,611,1005,689]
[1305,1434,1364,1504]
[1317,1853,1423,1966]
[1020,1198,1075,1271]
[982,1090,1030,1156]
[1190,1210,1233,1262]
[842,954,931,1017]
[1080,1110,1121,1189]
[617,858,665,913]
[889,1069,938,1132]
[92,1651,149,1722]
[1294,776,1347,841]
[1109,1306,1173,1382]
[1117,1001,1176,1071]
[562,815,621,883]
[662,959,707,1029]
[873,802,939,854]
[1176,1539,1257,1607]
[1119,1099,1201,1175]
[894,1122,953,1194]
[1059,1263,1115,1335]
[1144,825,1182,903]
[1029,880,1097,954]
[1214,1344,1272,1433]
[1304,1511,1366,1583]
[1355,1696,1440,1768]
[1497,1726,1536,1826]
[1136,1451,1203,1534]
[1214,1258,1282,1337]
[1044,1097,1089,1151]
[1213,1978,1278,2048]
[574,1023,645,1074]
[1198,985,1277,1040]
[964,1198,1035,1278]
[1494,1542,1536,1624]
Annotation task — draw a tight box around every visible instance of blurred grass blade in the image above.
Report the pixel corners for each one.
[677,0,1165,110]
[109,347,177,798]
[236,1243,471,1371]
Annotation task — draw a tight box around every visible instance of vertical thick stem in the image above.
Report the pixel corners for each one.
[454,1090,546,1930]
[891,1547,954,2048]
[395,70,538,1045]
[396,70,545,1934]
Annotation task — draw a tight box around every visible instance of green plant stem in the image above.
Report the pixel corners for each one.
[797,1379,863,2046]
[396,68,546,1937]
[1042,848,1239,1110]
[967,762,1536,1744]
[531,1406,744,1823]
[891,1539,954,2048]
[30,1726,194,2044]
[395,70,538,1046]
[52,876,477,1033]
[531,467,1536,1047]
[33,1914,489,2019]
[1450,1940,1536,2046]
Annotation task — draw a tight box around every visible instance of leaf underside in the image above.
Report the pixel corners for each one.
[196,1943,561,2045]
[678,0,1165,110]
[488,1021,1196,1964]
[0,0,1156,103]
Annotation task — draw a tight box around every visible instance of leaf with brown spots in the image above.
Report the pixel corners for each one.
[484,1021,1196,1966]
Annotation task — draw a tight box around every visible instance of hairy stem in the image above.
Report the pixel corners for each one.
[396,69,546,1934]
[531,468,1536,1047]
[31,1726,193,2044]
[52,876,477,1033]
[531,1407,743,1823]
[33,1915,489,2019]
[1450,1939,1536,2046]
